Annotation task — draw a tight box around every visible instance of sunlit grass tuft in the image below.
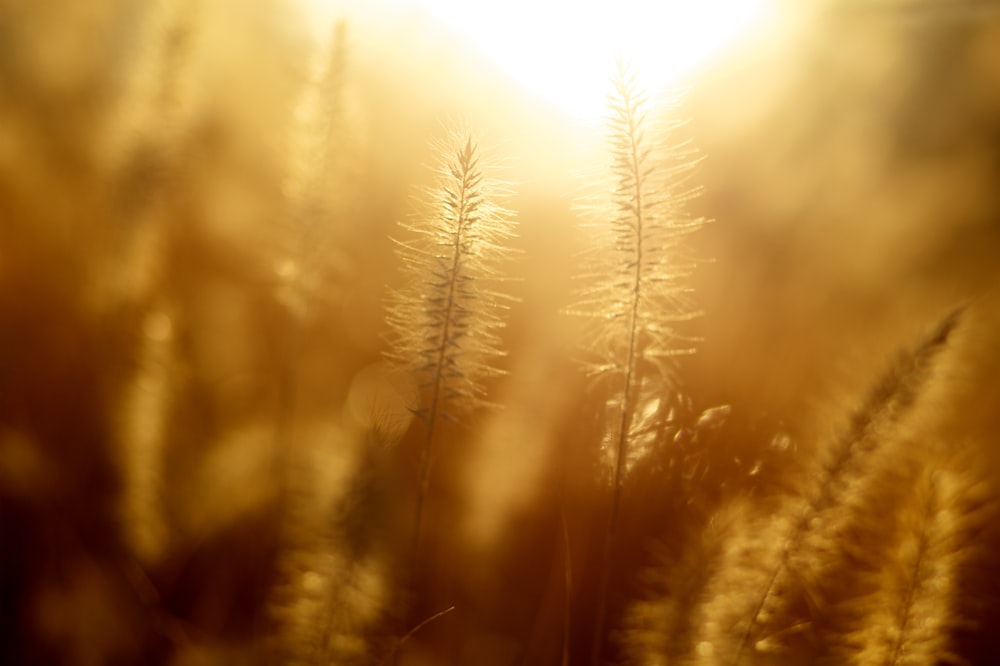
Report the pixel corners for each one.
[385,125,517,557]
[571,59,706,664]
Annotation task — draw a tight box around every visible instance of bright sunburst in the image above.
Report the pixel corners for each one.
[416,0,770,119]
[304,0,771,120]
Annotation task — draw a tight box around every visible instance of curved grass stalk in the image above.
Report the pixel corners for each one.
[725,309,962,665]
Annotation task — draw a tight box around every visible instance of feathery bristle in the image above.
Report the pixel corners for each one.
[385,127,516,420]
[832,451,996,666]
[384,125,517,561]
[581,59,706,665]
[702,309,962,665]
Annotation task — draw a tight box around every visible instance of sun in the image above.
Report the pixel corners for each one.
[414,0,771,120]
[301,0,771,121]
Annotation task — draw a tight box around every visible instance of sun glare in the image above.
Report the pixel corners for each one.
[303,0,770,120]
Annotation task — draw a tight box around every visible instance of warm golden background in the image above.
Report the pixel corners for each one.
[1,0,999,664]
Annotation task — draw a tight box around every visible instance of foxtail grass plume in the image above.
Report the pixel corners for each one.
[572,58,704,480]
[833,451,997,665]
[385,126,516,554]
[576,59,705,665]
[277,20,352,319]
[706,309,962,665]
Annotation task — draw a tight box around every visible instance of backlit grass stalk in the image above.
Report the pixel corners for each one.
[385,128,516,558]
[836,453,995,665]
[103,0,197,311]
[271,425,391,666]
[576,60,704,665]
[272,21,351,487]
[278,19,351,319]
[719,310,962,665]
[110,0,196,565]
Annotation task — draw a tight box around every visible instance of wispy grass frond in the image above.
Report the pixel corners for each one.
[385,126,516,554]
[269,425,391,666]
[707,308,962,665]
[99,0,197,313]
[625,505,734,665]
[108,0,195,566]
[832,451,996,666]
[386,127,516,419]
[579,59,705,665]
[572,59,703,397]
[278,19,353,319]
[571,58,706,496]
